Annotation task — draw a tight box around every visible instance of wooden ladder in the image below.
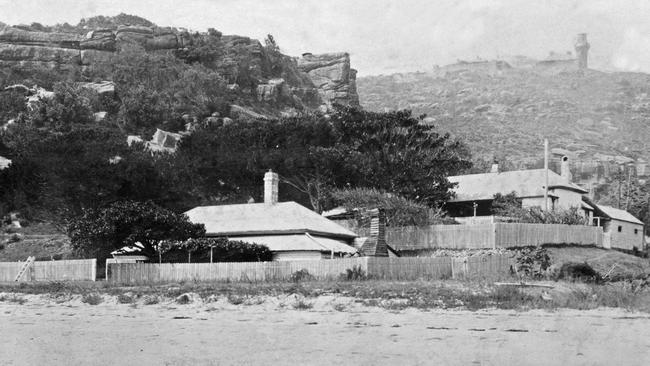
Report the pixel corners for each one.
[15,256,35,281]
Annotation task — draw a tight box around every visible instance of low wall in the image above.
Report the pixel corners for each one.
[0,259,97,282]
[107,255,515,284]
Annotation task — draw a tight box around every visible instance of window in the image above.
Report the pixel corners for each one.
[634,229,639,235]
[618,226,622,232]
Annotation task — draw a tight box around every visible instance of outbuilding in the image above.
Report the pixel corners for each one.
[594,205,645,251]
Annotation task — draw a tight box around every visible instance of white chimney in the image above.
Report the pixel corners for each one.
[561,156,572,182]
[263,170,279,205]
[490,163,499,173]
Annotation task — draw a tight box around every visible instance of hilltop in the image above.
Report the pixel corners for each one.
[358,61,650,171]
[0,13,359,123]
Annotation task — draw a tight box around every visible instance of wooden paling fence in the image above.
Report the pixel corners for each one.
[386,223,603,251]
[0,259,97,282]
[107,255,515,284]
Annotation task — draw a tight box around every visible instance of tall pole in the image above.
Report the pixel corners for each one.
[544,139,549,211]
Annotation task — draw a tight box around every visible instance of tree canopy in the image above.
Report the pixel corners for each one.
[67,200,205,261]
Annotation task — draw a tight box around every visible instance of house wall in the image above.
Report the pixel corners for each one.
[521,196,553,209]
[603,219,644,251]
[272,251,323,261]
[550,189,584,210]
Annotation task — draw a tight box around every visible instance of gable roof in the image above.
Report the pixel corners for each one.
[448,169,588,202]
[596,205,644,225]
[185,202,357,239]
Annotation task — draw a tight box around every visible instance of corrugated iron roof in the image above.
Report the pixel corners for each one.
[448,169,587,202]
[185,202,357,238]
[596,205,644,225]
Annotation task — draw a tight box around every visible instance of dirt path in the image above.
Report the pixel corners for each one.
[1,296,650,365]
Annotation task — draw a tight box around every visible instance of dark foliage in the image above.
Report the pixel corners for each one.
[67,200,205,262]
[160,237,272,263]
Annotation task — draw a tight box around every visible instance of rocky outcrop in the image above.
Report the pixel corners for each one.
[297,52,359,107]
[80,29,116,51]
[0,21,359,111]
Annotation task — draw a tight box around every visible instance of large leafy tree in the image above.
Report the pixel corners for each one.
[175,106,472,211]
[67,200,205,261]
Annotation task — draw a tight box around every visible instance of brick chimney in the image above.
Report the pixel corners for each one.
[561,156,572,182]
[263,170,279,205]
[359,208,388,257]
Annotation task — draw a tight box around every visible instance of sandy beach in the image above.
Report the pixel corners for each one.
[1,293,649,366]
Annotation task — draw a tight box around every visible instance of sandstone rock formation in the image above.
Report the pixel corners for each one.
[297,52,359,107]
[0,20,360,112]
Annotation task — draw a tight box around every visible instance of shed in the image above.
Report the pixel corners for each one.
[594,205,644,251]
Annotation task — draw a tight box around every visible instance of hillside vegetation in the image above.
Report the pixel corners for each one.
[358,66,650,167]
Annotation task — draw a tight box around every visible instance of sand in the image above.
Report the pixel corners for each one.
[1,293,650,365]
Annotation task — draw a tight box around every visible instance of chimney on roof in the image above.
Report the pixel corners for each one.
[561,155,572,182]
[359,208,388,257]
[263,170,279,205]
[490,163,499,173]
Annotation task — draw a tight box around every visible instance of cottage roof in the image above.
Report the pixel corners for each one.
[234,234,357,254]
[448,169,587,202]
[185,201,358,238]
[596,205,644,225]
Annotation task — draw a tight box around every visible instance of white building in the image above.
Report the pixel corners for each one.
[185,171,358,261]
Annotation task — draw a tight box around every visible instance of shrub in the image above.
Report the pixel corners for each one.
[0,294,27,304]
[117,294,134,304]
[341,265,367,281]
[143,295,159,305]
[514,247,551,279]
[330,188,452,227]
[227,294,245,305]
[292,299,313,310]
[161,237,273,263]
[81,293,103,305]
[290,269,314,282]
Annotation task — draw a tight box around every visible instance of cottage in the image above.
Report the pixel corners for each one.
[446,161,591,219]
[185,171,358,261]
[592,204,645,251]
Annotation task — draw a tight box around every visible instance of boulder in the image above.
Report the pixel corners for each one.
[0,43,80,63]
[230,105,268,121]
[80,49,113,65]
[297,52,359,106]
[256,78,288,102]
[147,33,178,50]
[78,81,115,96]
[80,29,115,51]
[0,26,81,48]
[115,25,153,46]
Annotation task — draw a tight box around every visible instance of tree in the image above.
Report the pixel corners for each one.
[330,187,450,227]
[326,106,473,207]
[491,192,522,217]
[67,200,205,261]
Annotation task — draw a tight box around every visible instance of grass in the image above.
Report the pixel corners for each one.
[1,278,649,312]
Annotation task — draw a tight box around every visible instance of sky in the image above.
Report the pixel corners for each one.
[1,0,650,76]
